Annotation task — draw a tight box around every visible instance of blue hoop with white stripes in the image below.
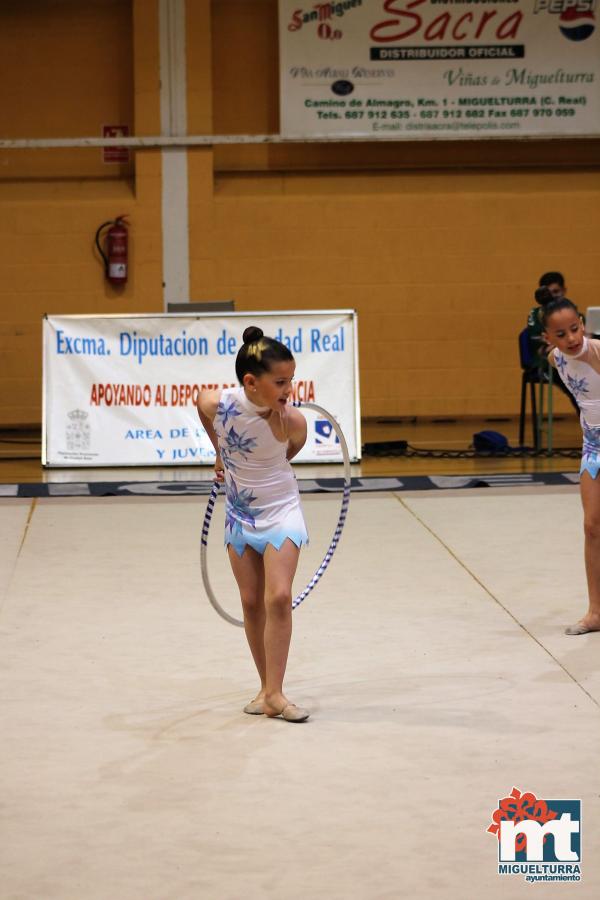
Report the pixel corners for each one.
[200,401,352,627]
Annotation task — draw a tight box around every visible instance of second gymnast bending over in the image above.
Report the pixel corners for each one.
[544,299,600,636]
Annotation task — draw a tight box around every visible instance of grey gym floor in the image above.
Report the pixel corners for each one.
[1,487,598,899]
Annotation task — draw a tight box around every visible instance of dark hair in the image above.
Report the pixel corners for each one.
[541,298,579,329]
[235,326,294,383]
[539,271,565,289]
[534,286,553,306]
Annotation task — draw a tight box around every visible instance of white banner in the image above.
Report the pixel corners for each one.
[42,311,361,467]
[279,0,600,139]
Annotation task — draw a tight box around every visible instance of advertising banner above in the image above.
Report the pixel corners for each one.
[42,312,361,468]
[278,0,600,139]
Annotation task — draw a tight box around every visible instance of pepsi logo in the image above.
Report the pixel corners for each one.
[559,7,595,40]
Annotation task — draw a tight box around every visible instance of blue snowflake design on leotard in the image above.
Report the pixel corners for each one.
[566,373,589,399]
[582,419,600,457]
[555,352,568,377]
[220,447,239,473]
[216,398,241,429]
[224,426,257,460]
[225,477,263,536]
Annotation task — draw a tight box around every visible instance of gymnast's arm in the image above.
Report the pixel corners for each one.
[286,407,307,462]
[197,389,224,481]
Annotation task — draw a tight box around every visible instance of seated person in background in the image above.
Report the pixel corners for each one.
[539,271,566,301]
[526,271,579,412]
[526,271,566,357]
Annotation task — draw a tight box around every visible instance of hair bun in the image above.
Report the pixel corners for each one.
[243,326,264,344]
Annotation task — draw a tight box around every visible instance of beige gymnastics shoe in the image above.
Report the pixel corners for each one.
[565,621,599,635]
[268,703,310,723]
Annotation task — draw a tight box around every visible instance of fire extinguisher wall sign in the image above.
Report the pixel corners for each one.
[95,217,129,286]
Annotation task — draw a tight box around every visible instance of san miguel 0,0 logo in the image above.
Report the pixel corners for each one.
[487,787,582,883]
[287,0,364,38]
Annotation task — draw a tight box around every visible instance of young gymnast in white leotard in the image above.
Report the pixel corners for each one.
[544,298,600,635]
[197,326,310,721]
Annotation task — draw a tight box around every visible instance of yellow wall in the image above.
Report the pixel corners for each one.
[196,167,600,416]
[0,0,162,425]
[0,0,134,182]
[1,0,599,425]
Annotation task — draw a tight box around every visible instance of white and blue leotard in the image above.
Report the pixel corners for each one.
[551,337,600,479]
[213,386,309,556]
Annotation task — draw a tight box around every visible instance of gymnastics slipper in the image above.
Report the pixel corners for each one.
[243,699,265,715]
[565,622,597,635]
[276,704,310,723]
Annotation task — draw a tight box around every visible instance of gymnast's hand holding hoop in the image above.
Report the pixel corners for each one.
[200,400,351,628]
[213,452,225,485]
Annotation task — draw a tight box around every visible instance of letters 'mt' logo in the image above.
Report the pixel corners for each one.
[488,787,581,863]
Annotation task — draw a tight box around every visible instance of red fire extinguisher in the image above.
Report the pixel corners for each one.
[95,216,129,285]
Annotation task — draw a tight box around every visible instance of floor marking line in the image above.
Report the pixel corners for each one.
[17,498,37,558]
[0,499,37,618]
[395,495,600,711]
